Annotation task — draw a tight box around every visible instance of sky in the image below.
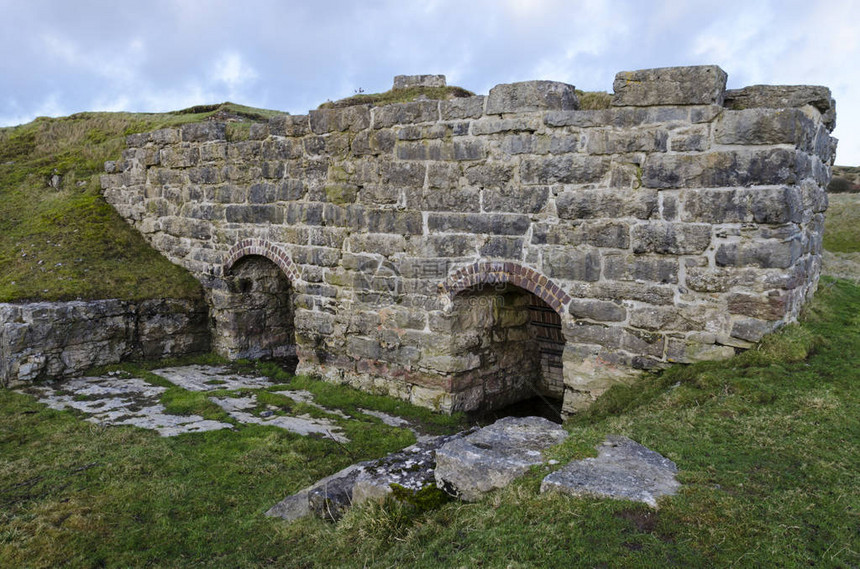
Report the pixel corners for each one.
[1,0,858,164]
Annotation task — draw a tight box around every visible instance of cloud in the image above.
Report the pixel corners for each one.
[0,0,858,163]
[210,51,259,100]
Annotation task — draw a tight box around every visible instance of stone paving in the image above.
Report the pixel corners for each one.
[18,365,421,443]
[22,372,233,437]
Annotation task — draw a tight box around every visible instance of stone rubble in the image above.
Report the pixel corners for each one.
[266,418,685,522]
[540,435,680,508]
[266,429,475,522]
[434,416,569,501]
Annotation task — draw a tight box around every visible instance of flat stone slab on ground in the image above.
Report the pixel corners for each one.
[275,390,351,419]
[434,416,569,501]
[21,374,233,437]
[266,429,476,522]
[210,394,349,443]
[540,435,680,508]
[151,364,275,391]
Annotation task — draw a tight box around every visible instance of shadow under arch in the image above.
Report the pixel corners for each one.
[211,239,298,362]
[439,262,572,418]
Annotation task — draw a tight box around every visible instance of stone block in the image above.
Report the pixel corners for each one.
[365,209,423,235]
[453,140,486,161]
[374,101,439,128]
[585,128,668,154]
[543,249,601,282]
[682,187,803,224]
[612,65,727,107]
[151,128,181,145]
[569,299,626,322]
[410,385,454,413]
[380,161,426,187]
[556,189,657,220]
[426,162,461,189]
[435,417,568,501]
[603,254,678,284]
[665,337,735,364]
[631,222,711,255]
[715,239,802,269]
[464,163,513,188]
[285,202,325,225]
[482,186,548,214]
[181,122,227,142]
[427,213,530,235]
[479,236,524,258]
[309,106,371,133]
[545,106,691,129]
[714,108,816,146]
[563,322,622,348]
[471,117,541,135]
[269,114,311,137]
[730,317,777,342]
[225,205,284,224]
[723,84,835,130]
[520,155,610,185]
[727,291,789,320]
[160,145,199,169]
[440,96,486,120]
[396,140,454,161]
[540,435,680,508]
[486,81,578,114]
[642,149,797,189]
[393,74,446,89]
[668,125,710,152]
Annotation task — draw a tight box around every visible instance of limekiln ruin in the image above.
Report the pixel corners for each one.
[91,65,836,415]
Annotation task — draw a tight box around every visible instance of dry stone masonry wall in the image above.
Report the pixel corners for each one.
[0,299,210,386]
[100,66,837,416]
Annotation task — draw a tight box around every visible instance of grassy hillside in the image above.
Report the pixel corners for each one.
[824,193,860,253]
[830,165,860,193]
[1,279,858,567]
[0,103,281,303]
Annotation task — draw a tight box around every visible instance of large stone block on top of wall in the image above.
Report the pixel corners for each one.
[723,85,835,130]
[486,81,578,114]
[612,65,727,107]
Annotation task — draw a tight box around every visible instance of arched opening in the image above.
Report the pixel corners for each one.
[448,283,566,422]
[211,255,296,365]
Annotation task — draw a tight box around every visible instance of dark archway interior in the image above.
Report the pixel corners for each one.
[450,283,565,421]
[222,255,295,362]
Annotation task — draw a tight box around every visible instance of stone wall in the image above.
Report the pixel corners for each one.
[100,65,837,415]
[0,298,210,386]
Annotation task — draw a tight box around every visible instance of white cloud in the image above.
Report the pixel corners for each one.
[0,93,67,127]
[1,0,858,163]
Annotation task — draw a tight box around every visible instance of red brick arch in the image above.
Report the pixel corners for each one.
[441,261,571,316]
[223,238,300,281]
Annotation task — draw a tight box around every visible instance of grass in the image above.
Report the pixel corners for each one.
[318,86,475,109]
[0,103,280,303]
[575,89,612,110]
[319,86,612,111]
[824,193,860,253]
[2,278,858,567]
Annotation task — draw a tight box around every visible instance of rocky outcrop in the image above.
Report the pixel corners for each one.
[540,435,680,508]
[434,416,568,501]
[0,298,210,386]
